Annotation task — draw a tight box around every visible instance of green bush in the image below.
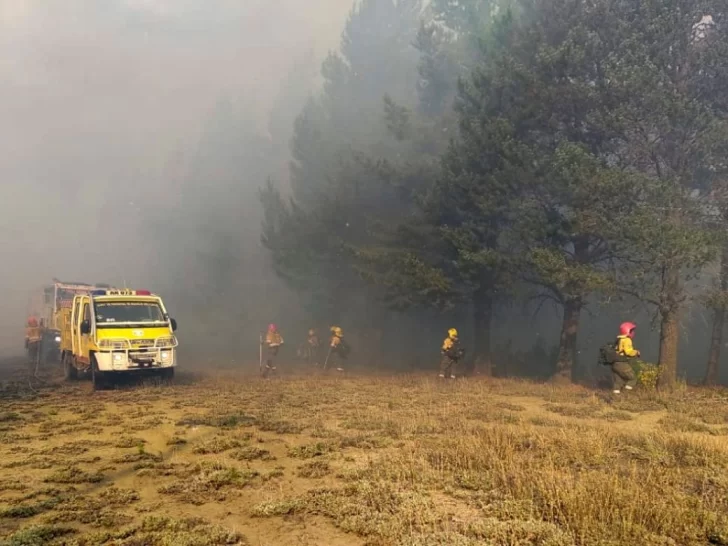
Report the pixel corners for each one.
[631,360,661,389]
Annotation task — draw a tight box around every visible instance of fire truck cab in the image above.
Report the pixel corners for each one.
[62,288,178,390]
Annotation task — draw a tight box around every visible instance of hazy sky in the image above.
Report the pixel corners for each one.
[0,0,352,352]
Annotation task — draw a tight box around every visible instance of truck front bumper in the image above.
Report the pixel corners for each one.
[95,349,176,372]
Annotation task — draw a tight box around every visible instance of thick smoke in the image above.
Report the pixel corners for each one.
[0,0,351,355]
[0,1,722,382]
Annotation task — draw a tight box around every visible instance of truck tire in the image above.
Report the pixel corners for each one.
[160,367,174,383]
[42,344,58,366]
[63,354,78,381]
[91,356,107,391]
[45,346,60,366]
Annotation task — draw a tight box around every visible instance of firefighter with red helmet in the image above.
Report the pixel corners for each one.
[262,323,284,377]
[25,316,40,347]
[612,321,640,394]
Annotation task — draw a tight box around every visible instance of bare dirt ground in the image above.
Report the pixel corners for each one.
[1,359,728,546]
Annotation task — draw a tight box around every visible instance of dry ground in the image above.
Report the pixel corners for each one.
[1,362,728,546]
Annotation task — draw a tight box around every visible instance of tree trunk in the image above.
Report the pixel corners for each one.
[705,244,728,385]
[705,307,724,386]
[551,298,581,384]
[472,291,493,376]
[657,260,682,390]
[657,306,679,389]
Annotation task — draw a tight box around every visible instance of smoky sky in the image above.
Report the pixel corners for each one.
[0,0,352,353]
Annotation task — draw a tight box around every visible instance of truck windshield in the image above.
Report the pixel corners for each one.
[94,302,165,325]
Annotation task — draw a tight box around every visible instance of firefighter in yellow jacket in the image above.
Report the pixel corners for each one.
[25,316,40,348]
[262,323,284,377]
[440,328,463,379]
[326,326,346,372]
[612,321,640,394]
[25,316,42,363]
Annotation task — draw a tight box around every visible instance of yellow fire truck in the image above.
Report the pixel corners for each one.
[61,288,178,389]
[26,280,109,366]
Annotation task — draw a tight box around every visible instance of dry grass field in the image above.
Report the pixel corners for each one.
[1,361,728,546]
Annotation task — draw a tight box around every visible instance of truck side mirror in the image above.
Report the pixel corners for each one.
[170,318,178,332]
[80,320,91,335]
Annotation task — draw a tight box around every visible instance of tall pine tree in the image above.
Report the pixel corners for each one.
[261,0,426,327]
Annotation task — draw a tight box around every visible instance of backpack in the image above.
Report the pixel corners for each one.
[598,342,618,366]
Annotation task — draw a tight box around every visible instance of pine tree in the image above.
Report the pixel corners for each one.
[343,1,511,374]
[602,0,728,388]
[261,0,429,325]
[422,3,619,379]
[420,0,728,382]
[704,242,728,385]
[477,0,641,382]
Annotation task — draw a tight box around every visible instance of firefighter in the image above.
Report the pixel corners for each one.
[262,323,284,377]
[612,321,640,394]
[306,328,320,366]
[25,316,40,348]
[326,326,346,372]
[440,328,463,379]
[25,316,41,363]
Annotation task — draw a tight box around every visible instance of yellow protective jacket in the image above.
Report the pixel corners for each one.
[266,331,284,347]
[616,335,638,358]
[25,326,41,343]
[442,337,460,358]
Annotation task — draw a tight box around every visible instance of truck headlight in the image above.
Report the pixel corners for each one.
[161,351,170,361]
[113,353,123,362]
[54,336,61,343]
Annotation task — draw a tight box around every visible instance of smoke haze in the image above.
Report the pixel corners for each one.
[0,1,723,384]
[0,0,352,354]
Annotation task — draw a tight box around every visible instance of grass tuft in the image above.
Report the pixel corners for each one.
[44,466,104,484]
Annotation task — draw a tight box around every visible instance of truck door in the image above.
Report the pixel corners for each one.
[79,298,92,364]
[71,297,81,356]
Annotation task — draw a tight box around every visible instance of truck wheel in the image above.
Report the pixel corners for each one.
[91,356,107,391]
[63,354,78,381]
[45,347,59,366]
[41,346,55,366]
[160,368,175,383]
[41,341,52,366]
